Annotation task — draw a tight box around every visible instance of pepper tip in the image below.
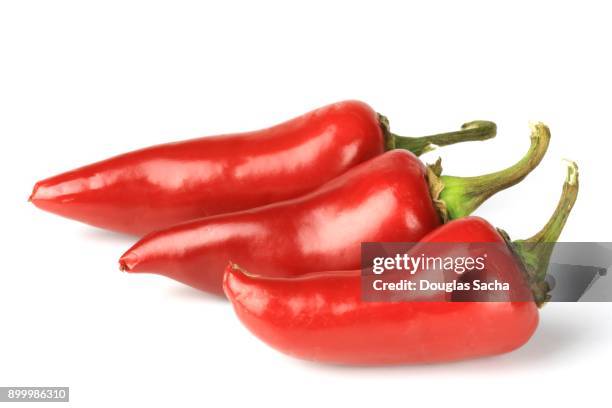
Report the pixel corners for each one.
[28,183,39,203]
[118,252,139,272]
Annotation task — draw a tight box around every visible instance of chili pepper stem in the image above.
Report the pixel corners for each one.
[432,122,551,221]
[379,115,497,156]
[509,161,579,306]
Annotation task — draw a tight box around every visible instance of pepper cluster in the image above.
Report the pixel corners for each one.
[31,100,578,365]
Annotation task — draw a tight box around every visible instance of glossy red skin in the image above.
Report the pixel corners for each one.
[120,150,440,295]
[30,101,384,235]
[223,217,539,365]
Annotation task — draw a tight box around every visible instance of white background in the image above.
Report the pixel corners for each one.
[1,1,611,407]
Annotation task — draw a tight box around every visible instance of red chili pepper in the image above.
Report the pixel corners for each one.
[223,162,579,365]
[120,124,550,295]
[29,101,495,235]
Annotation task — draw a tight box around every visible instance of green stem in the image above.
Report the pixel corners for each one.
[379,114,497,156]
[434,122,551,220]
[511,161,579,306]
